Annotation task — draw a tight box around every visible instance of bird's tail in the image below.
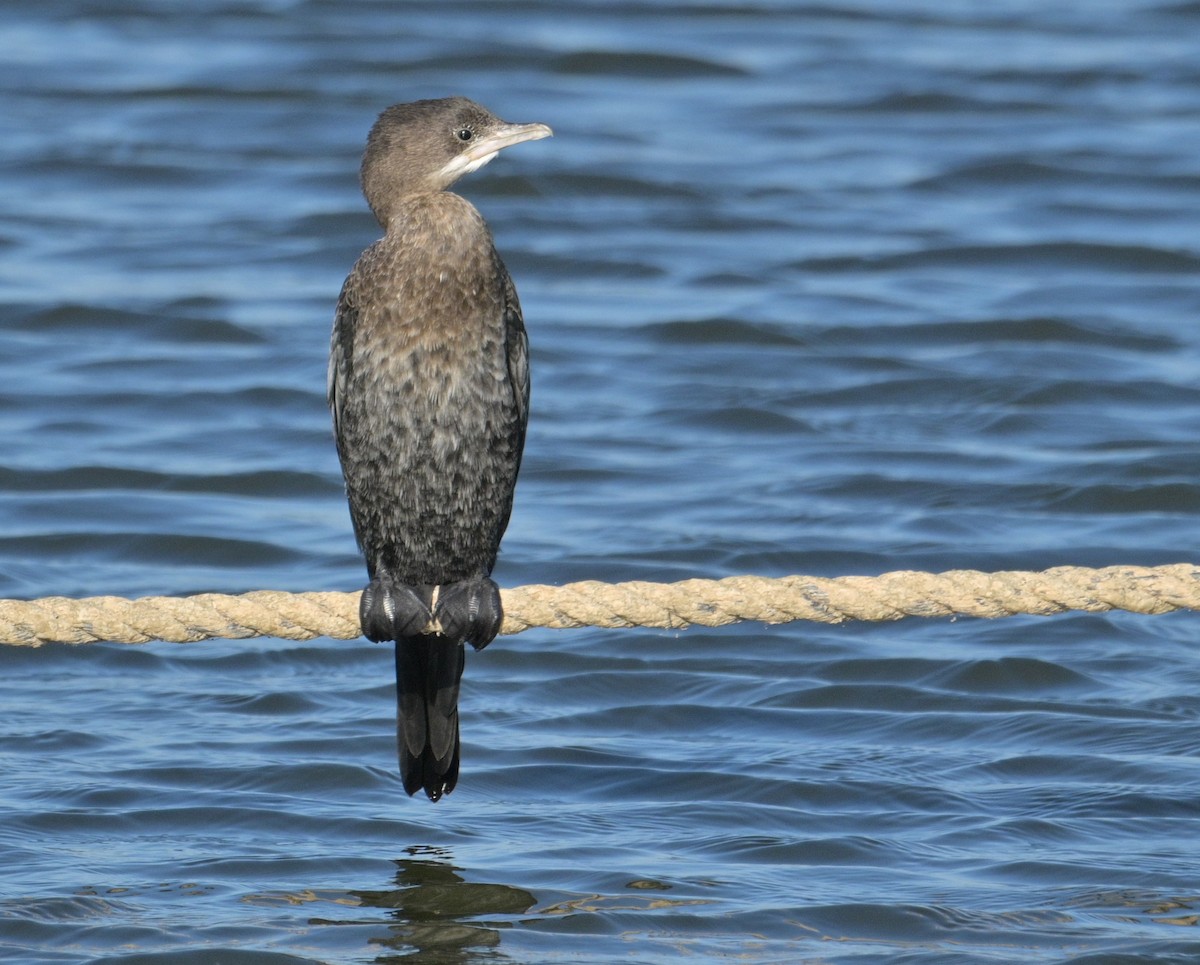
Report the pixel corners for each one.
[394,633,465,801]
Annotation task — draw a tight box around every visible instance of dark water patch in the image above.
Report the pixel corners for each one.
[758,681,1103,716]
[978,65,1151,87]
[480,172,583,201]
[847,92,1055,114]
[1158,1,1200,16]
[159,317,267,345]
[986,850,1186,889]
[958,709,1196,759]
[540,171,705,200]
[2,729,111,753]
[372,48,566,74]
[550,50,747,78]
[722,546,898,576]
[22,386,321,418]
[0,466,334,497]
[794,900,1065,948]
[1014,379,1200,408]
[523,464,645,486]
[796,242,1200,274]
[20,640,170,672]
[0,895,144,930]
[916,158,1139,189]
[1065,944,1200,965]
[9,158,229,189]
[968,753,1182,787]
[694,268,776,286]
[12,304,169,334]
[13,0,282,21]
[698,832,892,865]
[285,210,374,240]
[784,470,998,507]
[87,951,326,965]
[812,316,1177,351]
[207,690,322,716]
[111,760,383,796]
[163,640,382,672]
[10,303,264,345]
[1047,482,1200,515]
[15,803,419,841]
[90,85,321,104]
[0,531,303,567]
[659,405,805,433]
[924,656,1095,694]
[644,317,808,347]
[512,250,666,279]
[776,372,1011,409]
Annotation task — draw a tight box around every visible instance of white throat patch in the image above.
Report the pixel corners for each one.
[439,151,498,182]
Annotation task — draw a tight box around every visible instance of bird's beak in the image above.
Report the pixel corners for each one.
[471,121,554,160]
[441,121,554,180]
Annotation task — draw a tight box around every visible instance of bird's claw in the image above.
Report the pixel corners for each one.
[360,577,433,642]
[434,577,503,650]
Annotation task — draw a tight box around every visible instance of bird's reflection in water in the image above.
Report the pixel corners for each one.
[352,847,536,964]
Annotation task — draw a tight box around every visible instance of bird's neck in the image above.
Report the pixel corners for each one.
[381,190,479,232]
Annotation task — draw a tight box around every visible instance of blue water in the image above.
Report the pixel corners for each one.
[2,1,1200,962]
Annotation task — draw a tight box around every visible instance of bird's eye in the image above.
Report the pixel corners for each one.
[456,128,473,141]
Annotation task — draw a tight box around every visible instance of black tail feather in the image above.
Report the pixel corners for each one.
[394,633,465,801]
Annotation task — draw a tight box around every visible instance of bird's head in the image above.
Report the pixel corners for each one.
[360,96,552,225]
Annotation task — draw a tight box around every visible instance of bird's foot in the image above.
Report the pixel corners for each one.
[360,577,433,642]
[434,577,503,650]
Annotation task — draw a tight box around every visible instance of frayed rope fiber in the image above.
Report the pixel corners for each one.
[0,563,1196,646]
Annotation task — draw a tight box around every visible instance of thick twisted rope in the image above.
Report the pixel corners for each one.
[0,563,1196,646]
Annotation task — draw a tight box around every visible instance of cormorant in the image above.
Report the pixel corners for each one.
[328,97,551,800]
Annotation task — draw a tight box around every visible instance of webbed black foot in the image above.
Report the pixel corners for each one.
[434,577,503,650]
[360,577,433,642]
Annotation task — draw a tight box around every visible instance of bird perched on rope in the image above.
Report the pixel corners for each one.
[328,97,551,800]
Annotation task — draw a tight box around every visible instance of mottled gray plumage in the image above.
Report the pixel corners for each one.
[329,97,550,800]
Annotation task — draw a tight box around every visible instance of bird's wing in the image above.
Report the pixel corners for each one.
[328,275,357,450]
[500,260,530,454]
